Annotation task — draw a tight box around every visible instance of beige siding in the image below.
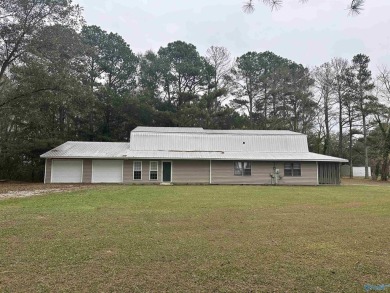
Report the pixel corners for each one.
[123,160,160,184]
[45,159,52,183]
[277,162,318,185]
[123,160,133,183]
[172,160,209,183]
[211,161,318,185]
[211,161,274,185]
[45,158,318,185]
[82,159,92,183]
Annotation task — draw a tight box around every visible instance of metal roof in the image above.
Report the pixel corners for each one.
[124,150,348,162]
[40,127,348,162]
[129,127,308,153]
[40,142,129,159]
[132,127,204,133]
[132,126,300,135]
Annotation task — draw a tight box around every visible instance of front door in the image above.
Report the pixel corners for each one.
[163,162,172,182]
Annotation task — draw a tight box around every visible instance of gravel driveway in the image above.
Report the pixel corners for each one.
[0,182,95,200]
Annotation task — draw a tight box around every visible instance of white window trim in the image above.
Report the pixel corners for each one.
[133,161,142,180]
[149,161,158,181]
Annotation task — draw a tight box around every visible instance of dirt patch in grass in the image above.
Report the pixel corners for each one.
[0,182,95,200]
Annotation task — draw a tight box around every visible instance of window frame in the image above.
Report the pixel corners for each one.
[234,161,252,176]
[133,161,142,180]
[284,162,301,177]
[149,161,158,181]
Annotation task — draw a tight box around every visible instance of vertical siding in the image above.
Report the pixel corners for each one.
[277,162,318,185]
[82,159,92,183]
[45,159,52,183]
[172,160,209,183]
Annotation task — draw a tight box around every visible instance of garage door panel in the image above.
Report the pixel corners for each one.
[92,160,123,183]
[51,160,83,183]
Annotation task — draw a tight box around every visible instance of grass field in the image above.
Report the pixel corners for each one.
[1,185,390,292]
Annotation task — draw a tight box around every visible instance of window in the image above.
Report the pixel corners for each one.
[284,162,301,177]
[133,161,142,180]
[149,161,158,180]
[234,161,251,176]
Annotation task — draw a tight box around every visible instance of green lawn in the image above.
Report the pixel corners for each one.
[1,185,390,292]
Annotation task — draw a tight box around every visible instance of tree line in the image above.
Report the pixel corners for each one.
[1,0,389,181]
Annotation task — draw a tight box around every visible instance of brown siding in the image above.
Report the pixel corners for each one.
[172,160,209,183]
[278,162,318,185]
[82,159,92,183]
[45,159,52,183]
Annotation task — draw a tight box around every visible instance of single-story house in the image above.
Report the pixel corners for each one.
[41,127,348,185]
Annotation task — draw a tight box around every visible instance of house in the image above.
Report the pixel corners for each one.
[41,126,348,185]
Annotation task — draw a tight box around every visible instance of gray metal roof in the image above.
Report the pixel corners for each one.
[40,142,129,159]
[132,126,204,133]
[133,126,300,135]
[124,150,347,162]
[40,127,348,162]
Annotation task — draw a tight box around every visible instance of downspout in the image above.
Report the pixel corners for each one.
[44,159,47,184]
[209,160,212,184]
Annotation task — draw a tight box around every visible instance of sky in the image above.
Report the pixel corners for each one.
[74,0,390,74]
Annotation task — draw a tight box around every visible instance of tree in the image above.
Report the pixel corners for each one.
[313,62,335,155]
[157,41,206,110]
[243,0,365,15]
[231,52,262,127]
[349,54,376,179]
[81,25,138,141]
[205,46,232,92]
[372,67,390,181]
[0,0,82,105]
[0,24,92,181]
[331,57,349,158]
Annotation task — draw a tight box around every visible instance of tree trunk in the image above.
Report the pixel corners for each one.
[338,91,343,157]
[324,92,330,155]
[362,114,369,179]
[381,151,389,181]
[348,113,353,179]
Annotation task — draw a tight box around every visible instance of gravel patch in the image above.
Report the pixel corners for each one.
[0,183,94,200]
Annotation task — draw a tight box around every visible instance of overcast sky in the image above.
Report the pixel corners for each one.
[74,0,390,74]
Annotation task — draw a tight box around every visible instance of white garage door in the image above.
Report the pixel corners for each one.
[92,160,123,183]
[51,160,83,183]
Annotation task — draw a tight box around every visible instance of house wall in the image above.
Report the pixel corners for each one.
[172,160,209,183]
[44,158,319,185]
[45,159,52,183]
[276,161,318,185]
[211,161,274,184]
[124,159,159,184]
[82,159,92,183]
[123,160,209,184]
[211,161,318,185]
